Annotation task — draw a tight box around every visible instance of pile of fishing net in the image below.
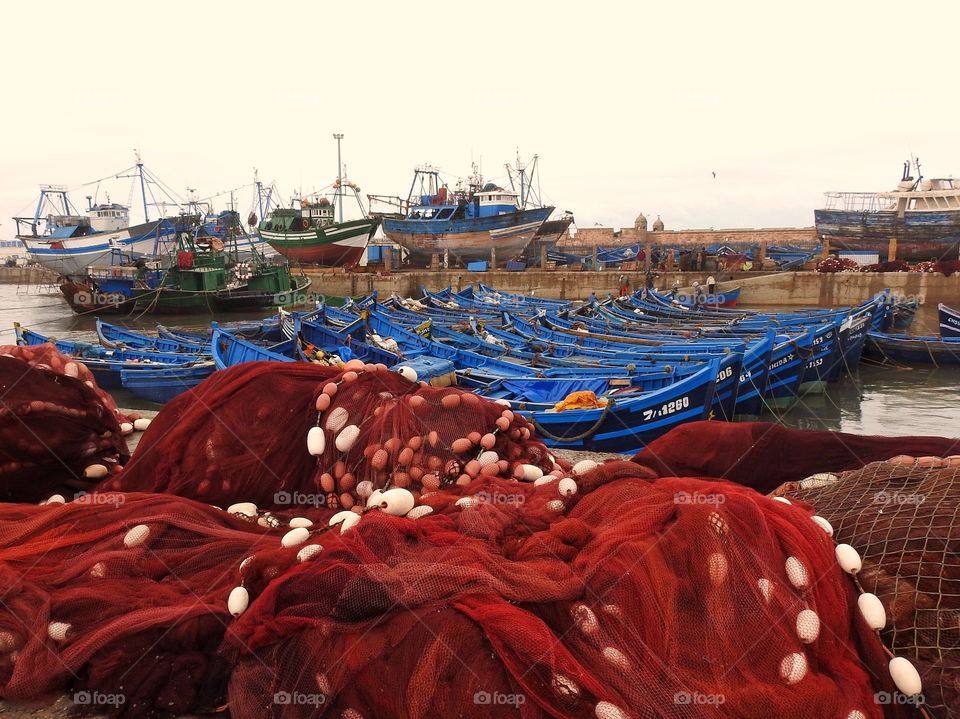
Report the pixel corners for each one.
[816,256,861,273]
[1,361,958,717]
[0,344,139,502]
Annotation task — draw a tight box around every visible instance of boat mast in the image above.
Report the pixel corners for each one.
[333,133,344,223]
[135,149,149,222]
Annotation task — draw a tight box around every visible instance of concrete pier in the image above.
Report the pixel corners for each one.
[299,267,959,306]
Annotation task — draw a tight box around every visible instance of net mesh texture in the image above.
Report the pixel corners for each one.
[0,353,957,718]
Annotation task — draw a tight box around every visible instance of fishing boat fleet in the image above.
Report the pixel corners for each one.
[14,284,929,453]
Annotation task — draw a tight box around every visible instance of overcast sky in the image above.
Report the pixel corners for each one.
[2,0,958,236]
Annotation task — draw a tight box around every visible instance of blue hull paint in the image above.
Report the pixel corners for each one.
[119,363,216,404]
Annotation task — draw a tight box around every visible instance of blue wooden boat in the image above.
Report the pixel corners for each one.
[669,285,741,309]
[97,319,208,354]
[479,358,720,453]
[211,327,296,369]
[14,323,205,389]
[119,361,216,403]
[938,303,960,338]
[863,331,960,366]
[376,164,553,266]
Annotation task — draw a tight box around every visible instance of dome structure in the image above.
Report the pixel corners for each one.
[652,215,664,231]
[634,213,648,231]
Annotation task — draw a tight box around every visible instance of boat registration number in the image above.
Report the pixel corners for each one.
[643,396,690,421]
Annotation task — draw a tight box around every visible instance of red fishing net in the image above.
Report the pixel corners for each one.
[0,361,955,718]
[0,346,132,502]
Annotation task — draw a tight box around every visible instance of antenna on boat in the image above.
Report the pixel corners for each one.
[333,133,344,223]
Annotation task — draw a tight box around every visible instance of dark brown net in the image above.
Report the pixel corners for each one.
[788,458,960,717]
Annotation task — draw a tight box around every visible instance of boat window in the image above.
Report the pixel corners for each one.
[436,208,454,220]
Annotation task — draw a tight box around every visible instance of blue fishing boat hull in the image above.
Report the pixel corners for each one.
[815,207,960,261]
[211,328,295,369]
[97,319,208,354]
[863,331,960,366]
[119,363,216,404]
[938,303,960,338]
[503,360,719,453]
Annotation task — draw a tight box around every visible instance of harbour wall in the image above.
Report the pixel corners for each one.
[563,226,819,249]
[303,268,960,306]
[0,266,58,285]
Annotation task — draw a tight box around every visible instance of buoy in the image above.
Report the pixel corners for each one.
[888,656,922,696]
[45,494,66,505]
[133,418,151,431]
[455,496,479,508]
[329,510,360,533]
[343,358,365,372]
[708,552,728,585]
[757,577,773,603]
[120,422,134,435]
[796,609,820,643]
[858,593,886,630]
[123,524,150,548]
[335,425,360,452]
[572,459,599,476]
[601,646,630,670]
[779,652,808,684]
[451,438,473,454]
[406,505,433,519]
[322,382,338,397]
[371,448,389,469]
[342,370,359,383]
[558,477,578,497]
[297,544,323,562]
[495,416,510,431]
[47,621,70,642]
[546,499,565,512]
[571,603,599,634]
[325,407,349,432]
[518,464,543,481]
[228,586,249,617]
[306,426,326,456]
[84,464,108,479]
[835,544,862,574]
[810,515,833,536]
[397,366,418,382]
[281,527,310,548]
[477,450,499,467]
[441,394,461,409]
[773,496,791,505]
[379,488,415,516]
[844,711,867,719]
[534,475,557,486]
[480,433,496,449]
[594,701,630,719]
[289,517,313,529]
[785,556,810,590]
[315,393,331,412]
[227,502,257,517]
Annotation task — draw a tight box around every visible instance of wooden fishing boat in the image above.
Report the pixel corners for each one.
[96,319,208,354]
[863,331,960,366]
[479,358,720,453]
[119,362,216,404]
[938,303,960,338]
[211,327,296,369]
[14,323,205,389]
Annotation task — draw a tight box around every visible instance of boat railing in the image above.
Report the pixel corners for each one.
[822,192,893,213]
